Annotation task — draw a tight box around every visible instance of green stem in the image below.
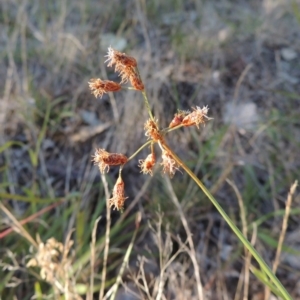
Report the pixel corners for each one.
[132,66,154,121]
[110,213,141,300]
[161,124,184,134]
[129,87,153,120]
[127,140,152,161]
[162,143,292,300]
[141,91,154,121]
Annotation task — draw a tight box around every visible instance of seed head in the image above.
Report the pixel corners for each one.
[109,176,128,211]
[130,74,145,91]
[119,66,135,84]
[169,110,190,128]
[139,153,156,176]
[144,119,163,142]
[182,106,211,128]
[105,47,145,91]
[161,149,180,178]
[106,47,136,83]
[106,47,137,70]
[27,236,74,284]
[88,78,121,98]
[92,149,128,174]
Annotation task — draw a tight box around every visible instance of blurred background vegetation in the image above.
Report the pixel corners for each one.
[0,0,300,299]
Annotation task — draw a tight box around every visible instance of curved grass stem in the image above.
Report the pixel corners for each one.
[128,140,152,161]
[162,142,292,300]
[142,91,154,121]
[130,66,154,121]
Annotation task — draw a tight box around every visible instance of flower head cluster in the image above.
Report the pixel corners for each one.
[169,110,190,128]
[106,47,137,70]
[27,236,80,298]
[182,106,211,128]
[92,148,129,210]
[92,149,128,174]
[88,78,121,98]
[161,149,180,178]
[139,153,156,176]
[144,119,164,142]
[109,176,128,211]
[105,47,144,91]
[129,74,144,91]
[90,48,213,212]
[27,237,74,281]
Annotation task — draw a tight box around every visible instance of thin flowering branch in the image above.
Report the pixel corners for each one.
[90,48,211,205]
[141,90,154,120]
[127,140,153,161]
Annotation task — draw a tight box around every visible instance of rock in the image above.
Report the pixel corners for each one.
[281,48,297,61]
[223,101,260,131]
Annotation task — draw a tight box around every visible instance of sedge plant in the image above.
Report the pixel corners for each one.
[89,47,292,299]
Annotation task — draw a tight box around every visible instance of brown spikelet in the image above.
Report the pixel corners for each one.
[182,106,211,128]
[106,47,137,69]
[130,75,145,91]
[104,81,122,92]
[92,149,128,174]
[119,54,137,68]
[144,119,163,142]
[169,110,190,128]
[105,47,144,90]
[139,153,156,176]
[119,66,135,84]
[161,149,180,178]
[88,79,121,98]
[109,176,128,211]
[102,153,128,166]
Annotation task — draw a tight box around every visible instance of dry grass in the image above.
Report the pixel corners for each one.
[1,0,300,299]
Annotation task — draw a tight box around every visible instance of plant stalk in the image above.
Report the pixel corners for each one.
[162,142,292,300]
[142,91,154,121]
